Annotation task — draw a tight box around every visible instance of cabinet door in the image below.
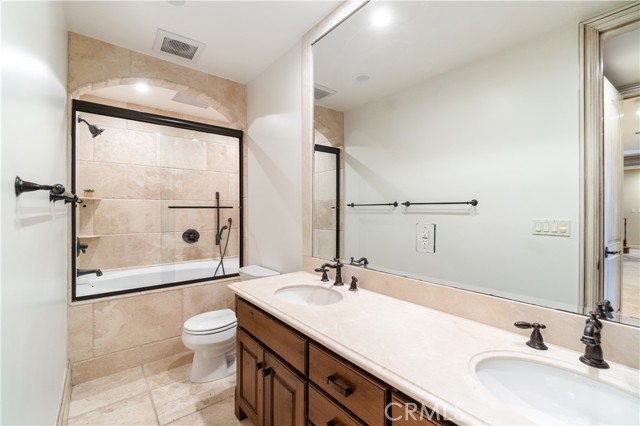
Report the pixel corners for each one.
[236,329,265,426]
[263,352,306,426]
[388,393,456,426]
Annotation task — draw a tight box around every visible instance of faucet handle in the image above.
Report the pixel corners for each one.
[514,321,548,350]
[349,276,358,292]
[314,267,329,282]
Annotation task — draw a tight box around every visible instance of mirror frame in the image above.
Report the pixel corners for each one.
[71,99,244,301]
[580,2,640,311]
[302,1,640,326]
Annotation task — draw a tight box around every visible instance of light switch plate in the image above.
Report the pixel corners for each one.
[532,219,570,237]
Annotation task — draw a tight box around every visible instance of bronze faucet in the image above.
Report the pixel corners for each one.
[319,259,344,286]
[579,311,609,369]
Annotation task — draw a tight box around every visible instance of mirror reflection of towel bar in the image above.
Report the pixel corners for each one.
[403,199,478,207]
[347,202,398,207]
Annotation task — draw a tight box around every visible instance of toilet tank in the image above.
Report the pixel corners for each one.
[238,265,280,281]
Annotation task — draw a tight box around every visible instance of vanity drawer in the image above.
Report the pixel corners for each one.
[309,343,387,426]
[388,393,456,426]
[308,384,365,426]
[236,297,307,374]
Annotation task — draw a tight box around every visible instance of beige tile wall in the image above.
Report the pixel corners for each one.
[68,278,237,385]
[68,32,248,384]
[313,106,344,259]
[68,33,246,130]
[76,110,240,271]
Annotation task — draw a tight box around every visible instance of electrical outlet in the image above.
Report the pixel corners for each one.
[416,223,435,253]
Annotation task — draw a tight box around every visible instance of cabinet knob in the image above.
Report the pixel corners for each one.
[256,361,264,371]
[326,420,341,426]
[326,374,352,397]
[262,367,272,378]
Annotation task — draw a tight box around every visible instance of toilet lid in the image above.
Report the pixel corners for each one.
[184,309,237,335]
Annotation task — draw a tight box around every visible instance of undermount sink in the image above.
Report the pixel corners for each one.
[274,285,343,306]
[475,357,640,425]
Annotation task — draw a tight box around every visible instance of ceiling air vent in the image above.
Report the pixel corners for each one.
[314,84,336,101]
[153,29,205,62]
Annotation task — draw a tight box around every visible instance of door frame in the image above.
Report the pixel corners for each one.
[580,3,640,310]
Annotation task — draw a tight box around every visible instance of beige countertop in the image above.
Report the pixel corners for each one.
[228,271,639,425]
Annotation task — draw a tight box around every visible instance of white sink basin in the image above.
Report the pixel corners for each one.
[274,285,343,306]
[476,357,640,425]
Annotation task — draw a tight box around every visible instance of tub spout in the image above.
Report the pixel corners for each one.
[77,268,103,277]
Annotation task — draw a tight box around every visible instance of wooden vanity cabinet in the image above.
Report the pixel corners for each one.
[308,384,366,426]
[235,297,457,426]
[309,342,388,426]
[388,392,457,426]
[235,329,264,425]
[263,352,306,426]
[236,298,307,426]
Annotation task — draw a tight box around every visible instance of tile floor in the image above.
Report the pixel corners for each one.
[66,352,252,426]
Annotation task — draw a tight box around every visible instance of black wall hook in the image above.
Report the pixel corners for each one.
[15,176,65,197]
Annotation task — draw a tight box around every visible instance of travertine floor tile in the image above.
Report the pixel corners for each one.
[143,352,192,389]
[69,367,147,418]
[167,396,251,426]
[151,375,235,425]
[67,392,157,426]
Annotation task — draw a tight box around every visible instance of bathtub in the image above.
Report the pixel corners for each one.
[76,258,239,298]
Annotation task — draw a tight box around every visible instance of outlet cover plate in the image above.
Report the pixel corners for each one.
[417,223,436,253]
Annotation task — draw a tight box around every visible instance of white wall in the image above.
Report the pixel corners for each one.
[344,25,580,310]
[247,42,303,273]
[1,2,69,423]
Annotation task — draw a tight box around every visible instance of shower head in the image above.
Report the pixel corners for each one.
[77,116,105,138]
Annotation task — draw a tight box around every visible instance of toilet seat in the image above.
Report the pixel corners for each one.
[183,309,237,335]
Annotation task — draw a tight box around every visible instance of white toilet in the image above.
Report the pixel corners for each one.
[182,265,279,383]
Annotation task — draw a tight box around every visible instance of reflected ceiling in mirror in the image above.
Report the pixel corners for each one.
[312,1,638,325]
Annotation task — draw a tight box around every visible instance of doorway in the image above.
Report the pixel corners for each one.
[582,4,640,319]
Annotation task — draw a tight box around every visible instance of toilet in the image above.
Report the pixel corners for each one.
[182,265,279,383]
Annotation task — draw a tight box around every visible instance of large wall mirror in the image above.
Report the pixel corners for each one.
[72,99,243,301]
[312,1,639,325]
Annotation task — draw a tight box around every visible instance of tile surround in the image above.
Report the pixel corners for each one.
[93,290,182,356]
[69,279,237,385]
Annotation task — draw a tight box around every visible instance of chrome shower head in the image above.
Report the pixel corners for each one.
[77,116,105,138]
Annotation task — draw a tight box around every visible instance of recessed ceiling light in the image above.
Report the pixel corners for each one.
[135,82,149,93]
[192,138,199,142]
[371,10,391,28]
[355,74,370,83]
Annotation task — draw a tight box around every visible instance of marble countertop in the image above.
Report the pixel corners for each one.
[228,271,639,425]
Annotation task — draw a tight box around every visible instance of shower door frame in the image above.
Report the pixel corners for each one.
[70,99,244,301]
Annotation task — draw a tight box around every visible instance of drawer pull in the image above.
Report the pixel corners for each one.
[262,367,272,377]
[327,374,353,397]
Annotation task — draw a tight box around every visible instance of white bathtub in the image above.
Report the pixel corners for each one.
[76,258,239,298]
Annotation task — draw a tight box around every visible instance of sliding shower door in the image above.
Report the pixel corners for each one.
[72,99,243,301]
[313,144,341,260]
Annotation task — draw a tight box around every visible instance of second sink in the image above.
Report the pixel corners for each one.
[475,356,640,425]
[274,285,343,306]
